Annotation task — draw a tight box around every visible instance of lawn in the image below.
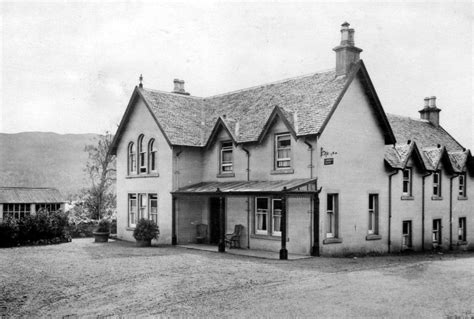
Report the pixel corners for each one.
[1,238,473,318]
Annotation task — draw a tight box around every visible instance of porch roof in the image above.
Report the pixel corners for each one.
[172,179,318,196]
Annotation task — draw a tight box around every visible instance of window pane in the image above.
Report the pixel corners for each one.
[256,198,268,210]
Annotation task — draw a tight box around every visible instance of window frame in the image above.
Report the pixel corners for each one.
[138,193,147,220]
[220,141,233,174]
[137,135,147,174]
[368,194,379,235]
[254,197,282,237]
[433,171,441,197]
[432,219,442,245]
[326,194,339,239]
[459,173,466,197]
[128,194,137,228]
[3,203,31,220]
[402,168,412,196]
[128,142,136,175]
[402,220,412,248]
[149,194,158,224]
[148,139,157,173]
[458,217,466,242]
[272,198,282,236]
[275,133,292,170]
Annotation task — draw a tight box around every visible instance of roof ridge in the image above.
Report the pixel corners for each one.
[204,68,336,99]
[141,87,204,100]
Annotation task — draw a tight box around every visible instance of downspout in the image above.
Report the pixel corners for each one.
[303,139,314,179]
[242,146,251,248]
[173,148,183,245]
[388,170,399,254]
[449,174,459,250]
[421,172,432,251]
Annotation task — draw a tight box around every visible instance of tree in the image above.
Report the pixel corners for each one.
[83,132,116,220]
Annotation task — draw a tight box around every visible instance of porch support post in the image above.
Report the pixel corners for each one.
[218,194,226,253]
[311,192,320,256]
[279,188,288,260]
[172,196,177,245]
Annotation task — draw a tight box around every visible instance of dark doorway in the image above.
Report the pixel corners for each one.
[209,197,224,244]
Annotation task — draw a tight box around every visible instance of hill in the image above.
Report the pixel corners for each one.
[0,132,101,197]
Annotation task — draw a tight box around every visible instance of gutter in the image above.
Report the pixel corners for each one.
[242,146,251,248]
[388,169,399,254]
[303,139,315,179]
[449,174,459,250]
[421,172,432,251]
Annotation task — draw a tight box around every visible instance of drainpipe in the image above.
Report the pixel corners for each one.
[449,174,459,250]
[175,148,183,190]
[388,170,399,254]
[242,146,251,248]
[303,139,314,179]
[421,172,432,251]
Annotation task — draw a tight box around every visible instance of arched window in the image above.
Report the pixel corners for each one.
[138,135,146,173]
[148,139,157,172]
[128,142,136,174]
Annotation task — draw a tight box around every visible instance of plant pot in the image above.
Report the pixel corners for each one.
[136,239,152,247]
[93,231,110,243]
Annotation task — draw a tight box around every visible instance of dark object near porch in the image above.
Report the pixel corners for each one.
[196,224,208,244]
[225,224,244,248]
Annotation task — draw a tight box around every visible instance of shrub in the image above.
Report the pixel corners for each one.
[0,218,19,247]
[133,219,159,241]
[95,219,111,233]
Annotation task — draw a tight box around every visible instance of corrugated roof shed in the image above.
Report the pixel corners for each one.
[0,187,65,204]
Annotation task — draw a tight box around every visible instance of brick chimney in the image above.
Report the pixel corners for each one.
[333,22,363,76]
[419,96,441,127]
[172,79,190,95]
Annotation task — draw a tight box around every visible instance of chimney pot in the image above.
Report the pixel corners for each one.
[333,22,363,76]
[172,79,190,95]
[424,97,430,108]
[429,96,436,107]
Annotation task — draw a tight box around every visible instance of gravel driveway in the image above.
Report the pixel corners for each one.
[1,238,473,318]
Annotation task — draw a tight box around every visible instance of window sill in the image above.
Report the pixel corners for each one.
[126,173,160,179]
[431,196,443,201]
[216,173,235,178]
[456,241,467,246]
[270,168,294,175]
[401,195,414,200]
[366,234,382,241]
[250,234,287,241]
[457,196,468,200]
[323,237,343,244]
[126,227,135,231]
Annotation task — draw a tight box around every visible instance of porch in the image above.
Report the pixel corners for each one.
[171,179,321,260]
[178,243,312,260]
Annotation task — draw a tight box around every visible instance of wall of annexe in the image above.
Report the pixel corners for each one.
[116,97,173,243]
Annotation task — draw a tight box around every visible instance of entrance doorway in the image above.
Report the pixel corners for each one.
[209,197,225,244]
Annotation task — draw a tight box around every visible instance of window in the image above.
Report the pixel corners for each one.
[402,168,412,196]
[402,221,412,248]
[433,171,441,197]
[459,173,466,197]
[275,134,291,169]
[3,204,31,219]
[138,135,146,173]
[326,194,338,238]
[272,199,282,236]
[128,194,137,227]
[220,141,233,173]
[148,139,157,172]
[128,142,136,174]
[432,219,442,245]
[36,203,61,213]
[458,218,466,241]
[368,194,378,235]
[255,197,282,236]
[255,197,269,235]
[138,193,147,220]
[149,194,158,224]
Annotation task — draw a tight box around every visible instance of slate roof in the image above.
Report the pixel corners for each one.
[386,114,464,151]
[0,187,65,204]
[138,69,347,146]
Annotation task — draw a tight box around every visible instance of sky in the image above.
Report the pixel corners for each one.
[0,1,473,149]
